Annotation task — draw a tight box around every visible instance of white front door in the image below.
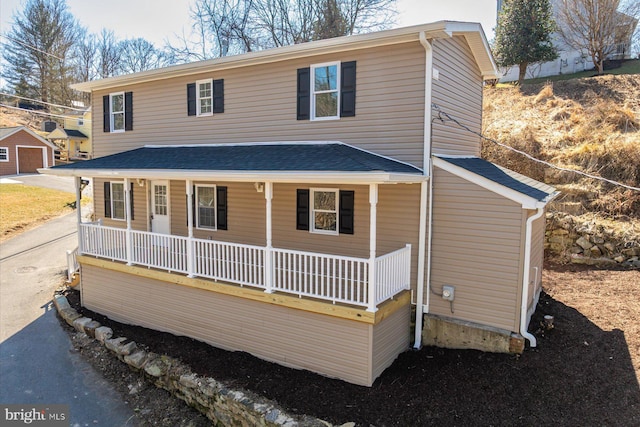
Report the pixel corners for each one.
[151,180,170,234]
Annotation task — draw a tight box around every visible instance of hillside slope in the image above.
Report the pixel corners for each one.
[483,74,640,265]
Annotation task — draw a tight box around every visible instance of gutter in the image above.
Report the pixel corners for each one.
[413,32,434,349]
[520,207,545,347]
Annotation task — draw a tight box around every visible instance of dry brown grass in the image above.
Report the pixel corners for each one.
[0,183,76,241]
[484,74,640,219]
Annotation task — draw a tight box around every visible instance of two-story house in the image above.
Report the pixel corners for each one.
[43,21,557,386]
[46,109,92,161]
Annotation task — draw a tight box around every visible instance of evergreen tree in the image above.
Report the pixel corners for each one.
[493,0,558,84]
[1,0,80,106]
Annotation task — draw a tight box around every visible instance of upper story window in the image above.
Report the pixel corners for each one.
[187,79,225,117]
[110,92,125,132]
[297,61,356,121]
[103,92,133,132]
[78,118,84,126]
[0,147,9,162]
[311,62,340,120]
[197,79,213,116]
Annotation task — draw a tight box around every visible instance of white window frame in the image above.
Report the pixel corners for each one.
[109,92,125,133]
[310,188,339,235]
[195,184,217,230]
[196,79,213,117]
[110,181,126,221]
[311,61,340,121]
[0,147,8,162]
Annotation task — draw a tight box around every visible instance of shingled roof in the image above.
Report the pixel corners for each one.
[46,142,424,183]
[434,156,557,207]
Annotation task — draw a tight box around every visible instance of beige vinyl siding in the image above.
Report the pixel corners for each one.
[91,43,426,168]
[170,181,267,245]
[371,303,411,381]
[430,167,524,332]
[93,177,148,230]
[526,209,546,315]
[81,263,408,386]
[431,36,483,156]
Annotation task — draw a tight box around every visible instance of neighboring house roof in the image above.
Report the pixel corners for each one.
[71,21,498,93]
[47,128,88,139]
[0,126,58,150]
[433,156,558,209]
[45,142,425,183]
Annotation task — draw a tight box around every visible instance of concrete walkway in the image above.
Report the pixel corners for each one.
[0,178,136,425]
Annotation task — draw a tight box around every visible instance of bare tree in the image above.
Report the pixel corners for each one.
[167,0,397,61]
[95,29,122,78]
[119,38,168,73]
[556,0,640,74]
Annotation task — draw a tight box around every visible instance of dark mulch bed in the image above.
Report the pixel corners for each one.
[63,264,640,426]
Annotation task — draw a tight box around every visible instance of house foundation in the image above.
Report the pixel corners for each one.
[421,314,525,354]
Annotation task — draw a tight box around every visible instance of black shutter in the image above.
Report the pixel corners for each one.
[104,181,111,218]
[296,68,310,120]
[129,182,135,221]
[103,96,110,132]
[216,186,227,230]
[187,83,196,116]
[296,189,310,230]
[124,92,133,131]
[340,61,356,117]
[187,185,196,226]
[339,190,354,235]
[213,79,224,113]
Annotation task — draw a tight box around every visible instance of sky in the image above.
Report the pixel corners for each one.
[1,0,498,49]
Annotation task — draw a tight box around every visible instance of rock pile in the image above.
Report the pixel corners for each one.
[545,212,640,268]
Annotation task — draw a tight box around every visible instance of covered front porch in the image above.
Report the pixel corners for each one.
[78,220,412,310]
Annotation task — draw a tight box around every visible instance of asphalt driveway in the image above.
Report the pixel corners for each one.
[0,176,135,425]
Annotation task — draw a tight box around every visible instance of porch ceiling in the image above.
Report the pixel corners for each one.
[41,141,426,184]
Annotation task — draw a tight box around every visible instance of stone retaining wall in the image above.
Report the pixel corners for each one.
[53,293,348,427]
[545,212,640,267]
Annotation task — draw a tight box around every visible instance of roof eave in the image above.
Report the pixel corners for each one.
[432,156,553,208]
[39,167,426,184]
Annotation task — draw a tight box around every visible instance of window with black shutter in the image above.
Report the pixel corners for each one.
[297,188,354,235]
[187,79,224,117]
[297,61,356,121]
[189,184,228,230]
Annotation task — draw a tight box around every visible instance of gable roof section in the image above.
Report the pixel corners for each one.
[433,156,558,209]
[44,142,424,184]
[0,126,58,150]
[71,21,497,92]
[47,128,88,139]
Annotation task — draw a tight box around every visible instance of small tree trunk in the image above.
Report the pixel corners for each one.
[518,62,528,85]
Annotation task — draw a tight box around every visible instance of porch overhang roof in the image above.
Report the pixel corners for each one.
[433,156,559,209]
[41,142,425,184]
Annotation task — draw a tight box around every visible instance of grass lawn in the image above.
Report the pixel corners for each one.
[0,184,77,241]
[499,59,640,86]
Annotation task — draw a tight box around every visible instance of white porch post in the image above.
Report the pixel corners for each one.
[75,176,82,252]
[367,184,378,312]
[264,182,274,293]
[186,180,195,277]
[124,178,133,265]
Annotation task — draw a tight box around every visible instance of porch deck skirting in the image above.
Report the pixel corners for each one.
[78,223,411,310]
[78,257,412,386]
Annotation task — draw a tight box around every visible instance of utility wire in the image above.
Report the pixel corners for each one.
[0,93,88,112]
[0,103,92,122]
[431,103,640,192]
[0,34,65,61]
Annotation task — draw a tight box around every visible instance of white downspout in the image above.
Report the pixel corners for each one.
[520,207,545,347]
[414,32,434,349]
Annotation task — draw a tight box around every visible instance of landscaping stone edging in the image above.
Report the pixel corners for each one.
[545,212,640,268]
[53,293,348,427]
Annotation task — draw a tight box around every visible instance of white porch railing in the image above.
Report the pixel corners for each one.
[66,247,79,282]
[78,223,411,308]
